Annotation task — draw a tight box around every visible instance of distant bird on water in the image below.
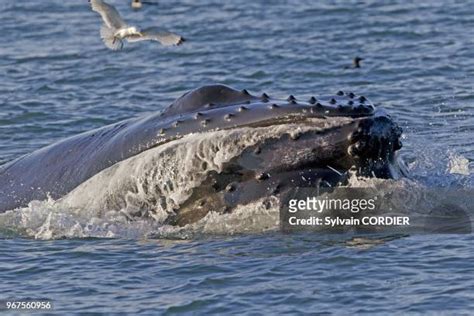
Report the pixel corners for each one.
[89,0,185,50]
[131,0,159,10]
[131,0,143,9]
[344,56,364,69]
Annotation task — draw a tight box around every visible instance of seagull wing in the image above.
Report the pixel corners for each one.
[100,24,123,50]
[127,27,185,46]
[90,0,127,30]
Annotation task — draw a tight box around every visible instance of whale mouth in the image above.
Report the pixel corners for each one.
[162,112,405,226]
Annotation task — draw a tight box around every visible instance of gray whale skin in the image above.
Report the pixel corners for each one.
[0,85,406,225]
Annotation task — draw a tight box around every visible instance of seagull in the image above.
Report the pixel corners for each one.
[89,0,185,50]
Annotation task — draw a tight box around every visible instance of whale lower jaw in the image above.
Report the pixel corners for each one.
[57,115,404,226]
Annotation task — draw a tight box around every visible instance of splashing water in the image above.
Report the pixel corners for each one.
[447,151,470,176]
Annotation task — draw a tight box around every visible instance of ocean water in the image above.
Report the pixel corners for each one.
[1,0,474,314]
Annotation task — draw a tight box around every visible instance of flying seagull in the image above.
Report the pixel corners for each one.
[89,0,185,50]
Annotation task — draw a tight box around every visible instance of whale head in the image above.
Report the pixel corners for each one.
[148,85,406,225]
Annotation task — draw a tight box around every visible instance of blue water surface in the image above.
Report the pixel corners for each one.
[1,0,473,314]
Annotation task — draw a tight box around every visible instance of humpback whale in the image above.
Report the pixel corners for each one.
[0,85,406,225]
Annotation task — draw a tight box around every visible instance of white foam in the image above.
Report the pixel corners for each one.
[447,152,470,176]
